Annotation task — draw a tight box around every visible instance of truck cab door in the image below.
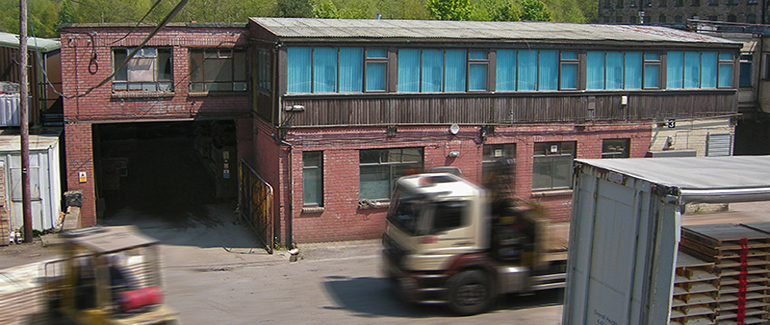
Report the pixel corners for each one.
[418,200,478,256]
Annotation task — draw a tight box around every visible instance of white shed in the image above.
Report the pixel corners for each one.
[0,129,62,232]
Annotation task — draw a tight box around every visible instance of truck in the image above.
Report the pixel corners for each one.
[381,161,568,315]
[27,226,180,324]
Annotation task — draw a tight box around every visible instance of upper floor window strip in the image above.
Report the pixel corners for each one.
[666,51,730,89]
[397,48,485,92]
[496,49,561,91]
[287,47,386,93]
[284,46,737,94]
[587,51,646,90]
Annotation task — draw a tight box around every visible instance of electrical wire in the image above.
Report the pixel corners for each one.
[27,0,188,100]
[64,0,189,99]
[109,0,166,45]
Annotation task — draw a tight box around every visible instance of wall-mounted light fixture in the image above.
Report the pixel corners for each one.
[284,105,305,112]
[449,124,460,135]
[621,95,628,107]
[448,151,460,158]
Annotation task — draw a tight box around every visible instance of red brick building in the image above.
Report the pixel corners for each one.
[61,19,740,246]
[60,23,253,226]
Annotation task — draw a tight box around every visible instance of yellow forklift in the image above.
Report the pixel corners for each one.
[40,226,179,324]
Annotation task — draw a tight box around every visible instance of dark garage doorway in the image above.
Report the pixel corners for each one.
[93,120,257,248]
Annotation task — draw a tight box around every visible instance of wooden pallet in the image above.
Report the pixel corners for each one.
[680,224,770,325]
[671,252,720,325]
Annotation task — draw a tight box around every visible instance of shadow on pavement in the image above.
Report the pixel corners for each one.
[322,276,437,319]
[102,204,264,250]
[323,276,564,319]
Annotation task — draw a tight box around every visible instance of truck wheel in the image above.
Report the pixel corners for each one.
[447,270,491,316]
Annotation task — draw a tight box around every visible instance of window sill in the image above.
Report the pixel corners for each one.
[112,91,174,99]
[358,200,390,210]
[188,91,248,97]
[531,189,573,198]
[301,206,325,214]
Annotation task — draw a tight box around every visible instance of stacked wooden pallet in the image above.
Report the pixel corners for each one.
[670,251,719,325]
[679,223,770,325]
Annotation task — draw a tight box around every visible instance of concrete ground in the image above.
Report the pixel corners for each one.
[1,200,768,324]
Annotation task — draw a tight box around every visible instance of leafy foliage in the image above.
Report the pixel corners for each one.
[0,0,597,39]
[278,0,314,18]
[490,0,521,22]
[426,0,473,21]
[519,0,551,21]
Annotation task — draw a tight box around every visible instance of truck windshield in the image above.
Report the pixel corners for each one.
[387,187,468,235]
[386,187,425,235]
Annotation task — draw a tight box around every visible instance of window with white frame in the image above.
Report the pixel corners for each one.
[189,48,247,92]
[113,48,172,92]
[303,151,323,206]
[739,54,753,88]
[532,141,575,191]
[359,148,423,200]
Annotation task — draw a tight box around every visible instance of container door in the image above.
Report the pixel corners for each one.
[11,166,45,230]
[565,170,678,325]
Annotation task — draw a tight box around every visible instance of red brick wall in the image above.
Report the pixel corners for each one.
[279,122,652,243]
[60,25,252,226]
[64,123,96,226]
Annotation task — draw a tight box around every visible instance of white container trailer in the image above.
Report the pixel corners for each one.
[0,130,62,231]
[563,155,770,325]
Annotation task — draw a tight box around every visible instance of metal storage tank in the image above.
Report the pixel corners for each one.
[0,129,62,232]
[563,155,770,325]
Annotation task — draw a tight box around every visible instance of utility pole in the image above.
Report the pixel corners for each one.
[19,0,32,243]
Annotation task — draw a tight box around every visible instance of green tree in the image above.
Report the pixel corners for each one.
[426,0,473,21]
[338,0,373,18]
[313,0,339,18]
[490,0,521,21]
[542,0,584,23]
[375,0,430,19]
[519,0,551,21]
[278,0,314,18]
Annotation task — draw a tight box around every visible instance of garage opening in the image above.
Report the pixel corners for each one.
[93,120,257,248]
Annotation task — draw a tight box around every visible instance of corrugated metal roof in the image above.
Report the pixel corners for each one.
[576,155,770,204]
[0,32,60,53]
[0,128,60,152]
[250,18,739,46]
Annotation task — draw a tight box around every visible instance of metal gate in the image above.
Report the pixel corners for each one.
[238,160,274,254]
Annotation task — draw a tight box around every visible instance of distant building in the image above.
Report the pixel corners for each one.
[598,0,770,25]
[688,21,770,155]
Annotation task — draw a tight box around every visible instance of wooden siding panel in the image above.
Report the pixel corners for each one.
[278,92,737,127]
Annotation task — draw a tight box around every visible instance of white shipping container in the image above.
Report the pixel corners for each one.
[0,130,62,232]
[563,155,770,325]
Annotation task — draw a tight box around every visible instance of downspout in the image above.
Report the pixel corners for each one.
[272,133,293,249]
[272,41,294,249]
